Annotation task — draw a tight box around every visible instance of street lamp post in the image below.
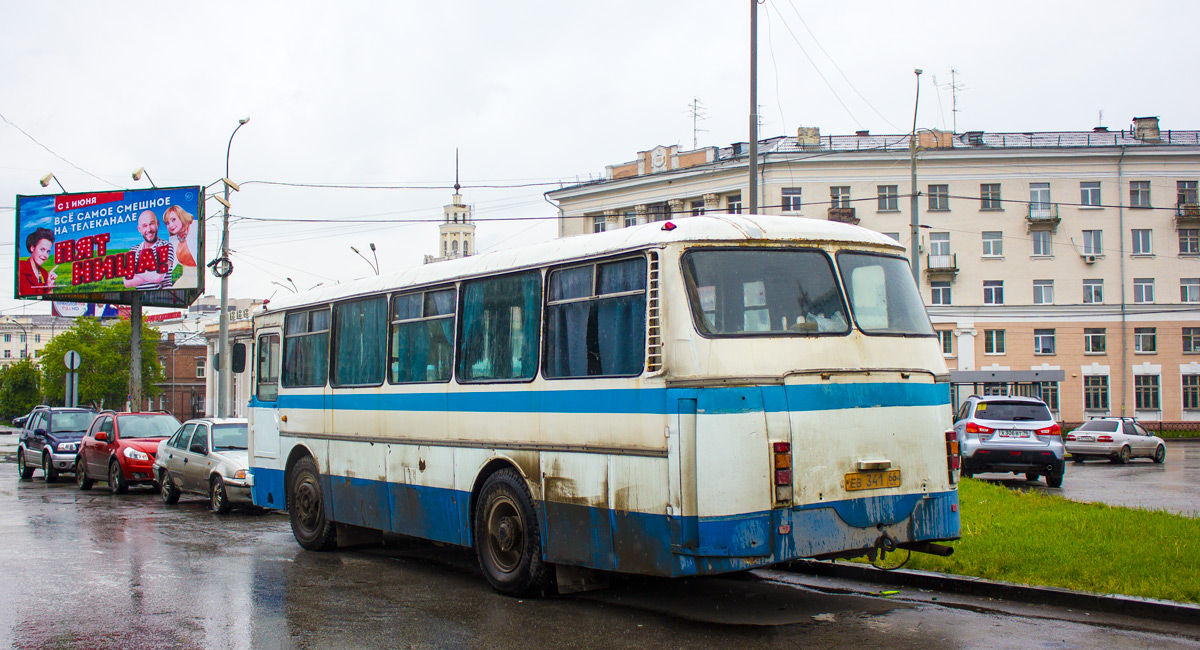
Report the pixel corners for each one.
[909,68,923,283]
[218,117,249,418]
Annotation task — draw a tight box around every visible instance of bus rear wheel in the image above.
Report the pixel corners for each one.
[288,456,336,551]
[474,468,553,596]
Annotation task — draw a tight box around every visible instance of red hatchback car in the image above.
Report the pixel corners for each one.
[76,411,181,494]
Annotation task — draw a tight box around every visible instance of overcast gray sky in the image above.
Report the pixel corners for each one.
[3,0,1197,316]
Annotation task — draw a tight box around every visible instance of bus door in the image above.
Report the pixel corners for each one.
[252,330,282,460]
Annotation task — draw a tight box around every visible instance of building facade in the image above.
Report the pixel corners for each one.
[546,118,1200,424]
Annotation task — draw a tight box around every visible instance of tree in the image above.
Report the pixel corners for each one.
[0,358,42,417]
[40,317,164,409]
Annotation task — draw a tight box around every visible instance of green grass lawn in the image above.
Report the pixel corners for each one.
[894,479,1200,604]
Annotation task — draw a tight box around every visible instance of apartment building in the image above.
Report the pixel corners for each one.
[546,117,1200,423]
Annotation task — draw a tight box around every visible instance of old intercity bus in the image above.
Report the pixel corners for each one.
[247,214,960,595]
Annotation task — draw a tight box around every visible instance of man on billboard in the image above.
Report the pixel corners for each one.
[123,210,176,290]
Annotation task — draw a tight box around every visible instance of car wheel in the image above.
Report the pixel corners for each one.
[1153,445,1166,464]
[160,470,180,505]
[1072,455,1084,463]
[42,454,58,483]
[1115,446,1131,464]
[76,458,93,490]
[288,456,336,551]
[210,476,232,515]
[1045,471,1064,488]
[16,447,34,480]
[961,469,973,479]
[108,461,129,495]
[474,468,554,596]
[1025,473,1039,483]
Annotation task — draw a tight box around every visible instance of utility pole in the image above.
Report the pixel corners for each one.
[909,68,923,283]
[748,0,759,214]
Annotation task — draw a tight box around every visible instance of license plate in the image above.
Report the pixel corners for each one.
[844,470,901,491]
[1076,435,1094,442]
[996,429,1028,438]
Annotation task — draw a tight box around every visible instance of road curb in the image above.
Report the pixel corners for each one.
[786,559,1200,625]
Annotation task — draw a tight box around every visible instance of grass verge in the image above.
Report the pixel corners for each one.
[894,479,1200,604]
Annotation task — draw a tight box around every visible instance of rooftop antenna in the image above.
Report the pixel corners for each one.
[687,97,708,149]
[945,67,965,133]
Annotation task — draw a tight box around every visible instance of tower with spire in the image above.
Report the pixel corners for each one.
[426,149,476,264]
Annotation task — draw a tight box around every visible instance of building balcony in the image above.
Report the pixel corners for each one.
[826,206,858,224]
[1176,203,1200,228]
[1026,203,1060,232]
[925,253,958,278]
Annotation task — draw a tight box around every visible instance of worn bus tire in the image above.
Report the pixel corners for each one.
[474,468,553,596]
[288,456,337,551]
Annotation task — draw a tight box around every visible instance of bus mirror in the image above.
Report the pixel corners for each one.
[214,344,248,373]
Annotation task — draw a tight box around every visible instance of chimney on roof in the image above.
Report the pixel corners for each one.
[1132,116,1161,142]
[1093,126,1109,132]
[855,130,870,137]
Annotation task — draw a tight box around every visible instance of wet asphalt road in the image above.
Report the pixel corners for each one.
[1,430,1199,649]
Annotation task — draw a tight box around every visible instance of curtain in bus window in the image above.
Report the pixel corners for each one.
[546,257,646,378]
[391,290,455,383]
[836,252,933,335]
[283,310,330,387]
[458,271,540,382]
[332,297,387,386]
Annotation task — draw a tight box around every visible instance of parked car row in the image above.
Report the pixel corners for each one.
[17,406,252,514]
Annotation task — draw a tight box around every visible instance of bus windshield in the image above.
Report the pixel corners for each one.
[835,252,934,336]
[681,248,850,336]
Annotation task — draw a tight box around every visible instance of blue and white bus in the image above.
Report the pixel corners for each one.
[247,214,960,595]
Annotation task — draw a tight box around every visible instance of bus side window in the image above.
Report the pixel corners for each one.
[257,334,280,402]
[283,309,330,388]
[331,297,388,387]
[545,256,646,378]
[390,288,456,384]
[458,271,541,382]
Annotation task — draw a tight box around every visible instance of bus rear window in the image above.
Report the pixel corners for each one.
[681,249,849,336]
[835,252,934,336]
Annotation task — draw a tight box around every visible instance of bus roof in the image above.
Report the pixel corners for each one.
[262,213,900,313]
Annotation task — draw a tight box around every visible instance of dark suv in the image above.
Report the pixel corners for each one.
[953,395,1065,487]
[17,406,97,482]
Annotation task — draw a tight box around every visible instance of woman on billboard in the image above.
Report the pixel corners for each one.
[164,205,197,287]
[18,228,57,296]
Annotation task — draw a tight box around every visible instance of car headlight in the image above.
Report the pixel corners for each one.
[123,448,150,462]
[56,442,78,453]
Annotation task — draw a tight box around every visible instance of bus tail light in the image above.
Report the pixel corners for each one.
[945,429,960,485]
[772,442,792,503]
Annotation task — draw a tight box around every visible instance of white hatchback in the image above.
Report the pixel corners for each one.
[1065,418,1166,464]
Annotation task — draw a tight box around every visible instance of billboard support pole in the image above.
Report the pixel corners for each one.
[130,293,143,411]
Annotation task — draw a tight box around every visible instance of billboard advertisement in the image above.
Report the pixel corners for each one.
[14,186,204,308]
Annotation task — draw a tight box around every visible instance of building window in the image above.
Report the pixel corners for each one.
[983,280,1004,305]
[980,183,1001,210]
[34,334,40,343]
[928,184,949,211]
[1179,180,1199,210]
[937,330,953,355]
[18,334,25,343]
[882,232,901,243]
[1084,328,1106,354]
[929,232,950,258]
[781,188,802,212]
[1082,230,1103,256]
[1032,230,1052,257]
[1034,329,1056,355]
[1033,279,1054,305]
[1183,278,1200,303]
[1083,279,1103,304]
[1080,181,1102,207]
[19,350,26,359]
[1181,229,1200,255]
[592,215,606,233]
[1134,327,1157,353]
[877,185,898,211]
[648,203,669,221]
[2,334,8,343]
[1130,180,1151,208]
[1133,278,1154,304]
[1039,381,1060,412]
[624,211,638,227]
[1084,375,1109,410]
[1183,375,1200,409]
[981,231,1003,257]
[830,186,850,208]
[3,350,10,359]
[984,329,1005,354]
[727,194,742,214]
[1131,229,1152,256]
[1030,182,1052,217]
[690,200,706,216]
[1184,327,1200,354]
[1135,375,1160,410]
[196,357,206,378]
[930,281,951,306]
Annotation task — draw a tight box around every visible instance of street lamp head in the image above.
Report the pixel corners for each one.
[238,117,250,125]
[350,246,361,254]
[210,194,232,209]
[369,242,376,252]
[914,68,923,75]
[39,173,53,188]
[220,178,241,192]
[132,167,145,181]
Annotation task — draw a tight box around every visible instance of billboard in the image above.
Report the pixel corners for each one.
[14,186,204,308]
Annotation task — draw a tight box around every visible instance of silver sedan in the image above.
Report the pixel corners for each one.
[1065,418,1166,464]
[154,418,251,514]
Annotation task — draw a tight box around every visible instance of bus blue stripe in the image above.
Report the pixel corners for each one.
[253,382,948,414]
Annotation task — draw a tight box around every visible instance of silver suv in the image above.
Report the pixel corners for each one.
[953,395,1065,487]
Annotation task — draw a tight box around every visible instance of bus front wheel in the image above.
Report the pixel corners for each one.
[474,468,553,596]
[288,456,337,551]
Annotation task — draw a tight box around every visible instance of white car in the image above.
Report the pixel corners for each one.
[153,418,251,514]
[1065,418,1166,464]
